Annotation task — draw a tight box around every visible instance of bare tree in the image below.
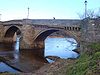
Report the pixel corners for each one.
[87,9,95,18]
[78,8,100,19]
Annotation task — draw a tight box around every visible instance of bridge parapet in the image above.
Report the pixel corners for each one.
[1,19,81,26]
[31,19,80,26]
[2,20,23,25]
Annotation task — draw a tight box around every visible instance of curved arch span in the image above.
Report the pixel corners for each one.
[34,28,79,42]
[4,26,21,37]
[34,29,59,41]
[33,28,80,49]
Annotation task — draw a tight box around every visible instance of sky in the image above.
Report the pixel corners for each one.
[0,0,100,21]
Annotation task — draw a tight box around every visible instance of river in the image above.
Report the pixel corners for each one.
[0,37,79,73]
[45,37,78,62]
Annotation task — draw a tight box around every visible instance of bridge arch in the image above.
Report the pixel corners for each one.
[33,28,80,49]
[4,26,21,38]
[3,26,22,43]
[34,28,79,42]
[34,29,59,41]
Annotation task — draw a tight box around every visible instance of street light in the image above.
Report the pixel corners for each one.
[84,0,87,18]
[0,14,1,21]
[27,7,30,19]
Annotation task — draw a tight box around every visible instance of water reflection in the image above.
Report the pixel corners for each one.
[45,37,78,59]
[46,58,55,63]
[0,62,19,73]
[0,37,79,72]
[0,37,48,72]
[13,37,20,62]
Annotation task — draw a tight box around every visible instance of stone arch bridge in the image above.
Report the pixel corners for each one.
[0,19,81,50]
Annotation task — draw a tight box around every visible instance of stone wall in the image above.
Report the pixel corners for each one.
[31,19,80,26]
[82,18,100,43]
[0,22,4,42]
[20,25,35,49]
[81,18,100,52]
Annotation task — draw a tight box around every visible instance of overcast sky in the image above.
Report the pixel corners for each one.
[0,0,100,21]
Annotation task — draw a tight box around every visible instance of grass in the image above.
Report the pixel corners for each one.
[66,43,100,75]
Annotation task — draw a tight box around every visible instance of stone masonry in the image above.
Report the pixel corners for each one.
[0,19,81,50]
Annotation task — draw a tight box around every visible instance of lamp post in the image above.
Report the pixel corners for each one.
[84,0,87,18]
[27,7,30,19]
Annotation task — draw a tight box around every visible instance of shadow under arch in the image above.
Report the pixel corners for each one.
[3,26,22,51]
[4,26,21,38]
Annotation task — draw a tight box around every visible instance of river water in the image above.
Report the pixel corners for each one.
[45,37,78,62]
[0,37,79,73]
[0,62,19,73]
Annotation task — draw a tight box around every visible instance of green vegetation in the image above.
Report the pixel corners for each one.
[0,72,15,75]
[0,57,7,62]
[0,56,4,60]
[66,43,100,75]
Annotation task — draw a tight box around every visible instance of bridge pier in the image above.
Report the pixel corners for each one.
[0,23,4,43]
[19,40,45,57]
[34,41,45,49]
[33,40,45,56]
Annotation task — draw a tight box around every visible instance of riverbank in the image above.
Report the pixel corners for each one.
[19,43,100,75]
[0,43,100,75]
[9,58,76,75]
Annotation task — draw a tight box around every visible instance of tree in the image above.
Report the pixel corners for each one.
[78,8,100,19]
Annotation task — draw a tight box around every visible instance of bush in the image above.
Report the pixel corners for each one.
[93,52,100,60]
[87,43,100,55]
[66,43,100,75]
